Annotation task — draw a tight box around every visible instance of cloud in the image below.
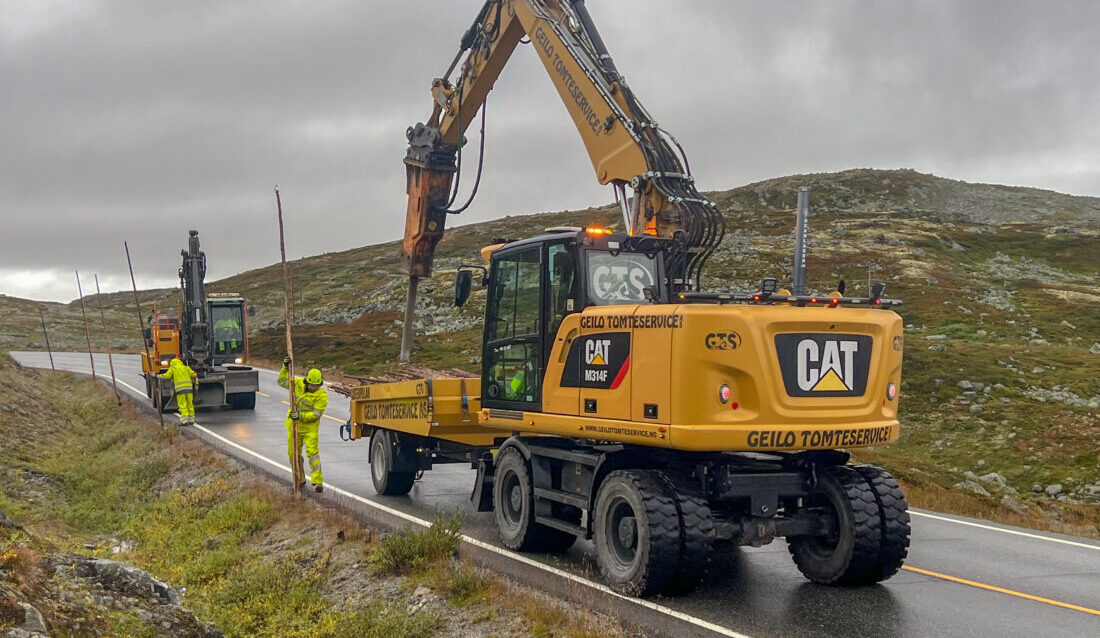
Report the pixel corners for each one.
[2,0,1097,301]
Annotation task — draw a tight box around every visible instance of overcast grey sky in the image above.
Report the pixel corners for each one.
[2,0,1097,302]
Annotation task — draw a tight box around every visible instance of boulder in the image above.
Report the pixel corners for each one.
[18,602,47,635]
[955,480,990,497]
[1044,484,1063,497]
[979,472,1008,488]
[69,556,181,605]
[957,380,974,390]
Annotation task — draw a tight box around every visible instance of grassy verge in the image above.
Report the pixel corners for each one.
[372,518,620,638]
[0,357,629,637]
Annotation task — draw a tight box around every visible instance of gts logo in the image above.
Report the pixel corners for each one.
[704,332,741,351]
[797,339,859,392]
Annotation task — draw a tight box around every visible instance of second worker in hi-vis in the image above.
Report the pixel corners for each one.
[279,357,329,492]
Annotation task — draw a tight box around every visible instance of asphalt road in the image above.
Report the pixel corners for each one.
[14,351,1100,638]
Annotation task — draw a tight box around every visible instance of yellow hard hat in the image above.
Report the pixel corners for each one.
[306,368,323,385]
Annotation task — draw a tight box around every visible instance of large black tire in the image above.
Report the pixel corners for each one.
[593,470,682,596]
[369,429,415,496]
[853,464,911,581]
[787,465,882,585]
[670,489,715,592]
[492,448,576,553]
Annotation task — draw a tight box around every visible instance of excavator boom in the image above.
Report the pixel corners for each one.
[401,0,723,289]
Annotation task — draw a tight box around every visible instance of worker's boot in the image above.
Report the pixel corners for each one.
[313,484,323,493]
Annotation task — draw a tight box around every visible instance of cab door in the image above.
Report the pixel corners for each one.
[481,246,543,412]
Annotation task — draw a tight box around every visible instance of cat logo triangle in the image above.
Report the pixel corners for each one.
[812,368,850,392]
[590,353,607,366]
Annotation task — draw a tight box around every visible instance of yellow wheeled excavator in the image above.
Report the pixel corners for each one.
[347,0,911,596]
[140,230,259,413]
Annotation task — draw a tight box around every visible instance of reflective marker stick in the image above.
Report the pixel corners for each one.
[94,274,121,405]
[276,186,303,497]
[39,306,55,372]
[125,241,165,428]
[75,270,96,381]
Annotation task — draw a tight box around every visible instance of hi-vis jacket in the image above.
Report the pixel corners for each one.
[277,366,328,424]
[159,358,197,393]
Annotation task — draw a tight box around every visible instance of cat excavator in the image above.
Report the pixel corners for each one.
[347,0,911,596]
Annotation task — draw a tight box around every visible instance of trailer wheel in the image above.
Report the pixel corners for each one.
[369,429,415,496]
[854,465,911,581]
[493,448,576,553]
[593,470,681,596]
[787,465,882,585]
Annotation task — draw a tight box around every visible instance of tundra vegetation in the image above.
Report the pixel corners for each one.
[3,169,1098,536]
[0,355,627,636]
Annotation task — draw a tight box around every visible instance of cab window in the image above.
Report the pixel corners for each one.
[546,242,576,341]
[210,304,244,354]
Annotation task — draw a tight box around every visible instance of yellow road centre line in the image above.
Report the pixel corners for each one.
[256,390,269,397]
[902,565,1100,616]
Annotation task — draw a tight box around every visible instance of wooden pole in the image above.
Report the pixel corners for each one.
[38,307,55,372]
[75,270,96,380]
[125,241,165,428]
[94,274,122,405]
[276,186,303,497]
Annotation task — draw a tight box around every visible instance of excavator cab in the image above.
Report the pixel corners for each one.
[478,226,671,412]
[207,295,248,365]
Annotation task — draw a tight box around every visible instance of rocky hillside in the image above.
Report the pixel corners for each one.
[3,168,1098,531]
[718,168,1100,225]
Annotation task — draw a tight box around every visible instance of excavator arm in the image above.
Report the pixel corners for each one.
[402,0,723,285]
[399,0,724,360]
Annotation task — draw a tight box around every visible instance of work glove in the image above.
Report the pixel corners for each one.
[289,410,300,420]
[283,356,291,367]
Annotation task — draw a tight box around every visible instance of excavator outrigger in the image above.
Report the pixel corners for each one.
[347,0,911,596]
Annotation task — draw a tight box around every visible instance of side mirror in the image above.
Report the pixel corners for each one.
[454,270,473,307]
[871,282,886,299]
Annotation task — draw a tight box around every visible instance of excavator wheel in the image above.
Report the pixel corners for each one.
[492,447,576,553]
[369,429,416,496]
[593,470,681,596]
[853,464,911,581]
[787,465,886,585]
